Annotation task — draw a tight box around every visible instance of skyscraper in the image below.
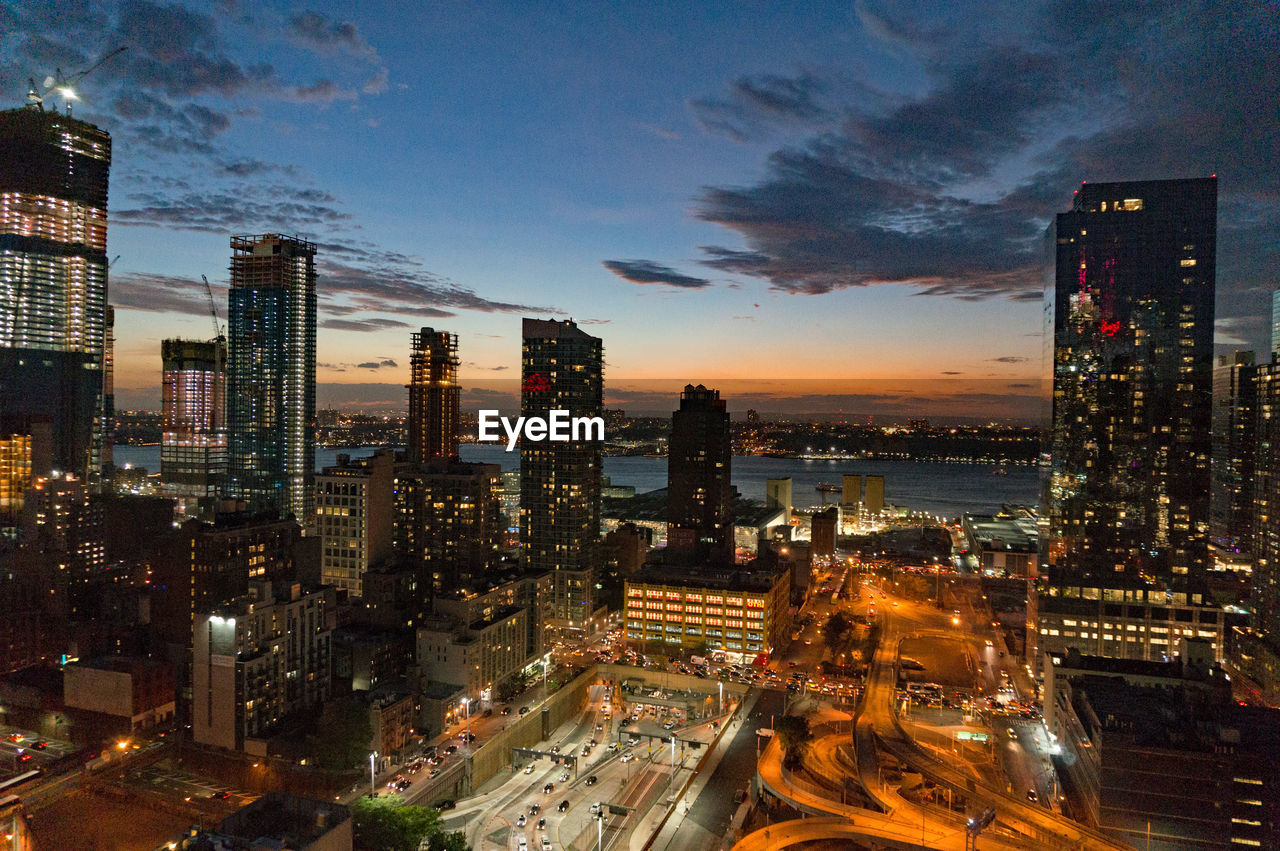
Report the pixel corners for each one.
[666,384,733,563]
[316,449,396,595]
[1043,178,1217,587]
[0,106,111,488]
[161,337,227,517]
[520,318,603,635]
[226,234,317,527]
[1210,351,1256,556]
[1037,178,1225,664]
[407,327,459,463]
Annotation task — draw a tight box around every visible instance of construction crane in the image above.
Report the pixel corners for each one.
[201,275,225,340]
[26,46,128,112]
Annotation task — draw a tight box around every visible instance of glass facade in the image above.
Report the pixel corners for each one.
[161,337,227,513]
[226,234,316,526]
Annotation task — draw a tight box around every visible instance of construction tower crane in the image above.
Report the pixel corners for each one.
[201,275,225,340]
[26,46,128,111]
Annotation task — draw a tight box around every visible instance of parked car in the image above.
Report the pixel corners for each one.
[517,814,526,827]
[585,775,597,786]
[558,799,570,812]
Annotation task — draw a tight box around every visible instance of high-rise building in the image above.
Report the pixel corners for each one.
[864,475,885,515]
[1037,178,1223,666]
[161,337,227,517]
[520,318,603,635]
[316,449,397,595]
[1271,290,1280,363]
[21,473,105,618]
[407,328,459,463]
[0,106,111,487]
[841,475,862,512]
[765,477,792,526]
[666,384,733,563]
[1043,178,1217,587]
[226,234,316,527]
[395,459,503,595]
[1210,352,1257,556]
[1250,365,1280,644]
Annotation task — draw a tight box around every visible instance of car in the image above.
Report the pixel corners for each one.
[523,765,534,774]
[31,741,46,750]
[585,775,597,786]
[627,738,639,747]
[621,751,635,763]
[1026,789,1038,803]
[17,753,33,763]
[590,802,602,815]
[804,639,812,645]
[484,708,493,717]
[1007,728,1017,739]
[517,814,527,827]
[502,707,512,715]
[607,742,620,752]
[559,772,569,783]
[541,837,553,851]
[543,783,554,794]
[466,733,477,742]
[4,734,22,742]
[537,817,546,830]
[558,799,570,812]
[520,706,530,715]
[595,723,603,732]
[430,768,442,778]
[530,803,541,815]
[663,720,676,730]
[518,838,527,850]
[443,745,457,755]
[550,745,560,754]
[985,639,994,647]
[395,779,411,791]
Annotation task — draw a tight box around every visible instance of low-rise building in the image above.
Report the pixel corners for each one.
[174,792,351,851]
[416,603,527,705]
[962,509,1038,577]
[63,656,175,735]
[623,563,791,663]
[367,685,418,761]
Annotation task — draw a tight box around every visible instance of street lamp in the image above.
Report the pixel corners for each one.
[718,681,723,716]
[369,751,378,797]
[462,698,471,752]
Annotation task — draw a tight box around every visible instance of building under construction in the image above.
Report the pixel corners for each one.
[407,327,459,463]
[225,234,316,527]
[161,336,227,517]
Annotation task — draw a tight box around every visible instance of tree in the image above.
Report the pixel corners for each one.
[774,715,811,770]
[310,696,373,771]
[352,795,470,851]
[821,611,854,660]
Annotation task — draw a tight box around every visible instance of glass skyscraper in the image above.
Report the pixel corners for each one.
[0,106,111,488]
[226,234,316,527]
[1044,178,1217,587]
[520,318,603,635]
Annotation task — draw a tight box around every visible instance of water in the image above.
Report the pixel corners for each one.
[113,443,1039,518]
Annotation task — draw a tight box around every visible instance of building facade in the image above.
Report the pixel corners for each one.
[416,605,527,704]
[316,449,397,595]
[520,318,603,634]
[407,327,459,463]
[666,384,733,563]
[1210,351,1257,557]
[623,565,791,663]
[226,234,317,527]
[0,106,112,488]
[192,581,332,751]
[1043,178,1217,588]
[161,337,227,517]
[394,459,504,595]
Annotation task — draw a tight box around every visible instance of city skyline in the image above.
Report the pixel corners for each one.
[2,2,1276,417]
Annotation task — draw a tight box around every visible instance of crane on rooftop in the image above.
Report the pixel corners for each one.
[26,46,128,112]
[201,274,225,341]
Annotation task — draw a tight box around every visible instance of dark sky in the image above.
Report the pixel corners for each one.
[2,1,1276,416]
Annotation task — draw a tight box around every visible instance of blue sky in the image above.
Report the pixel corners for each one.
[2,1,1276,417]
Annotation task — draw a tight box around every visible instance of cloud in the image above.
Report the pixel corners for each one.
[989,356,1029,364]
[320,317,412,333]
[109,271,218,317]
[287,10,380,62]
[115,189,350,232]
[679,1,1279,329]
[941,371,962,375]
[355,358,398,369]
[602,260,711,289]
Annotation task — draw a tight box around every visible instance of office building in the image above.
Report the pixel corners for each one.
[226,234,317,527]
[810,505,838,557]
[520,318,603,635]
[1043,178,1217,588]
[394,459,504,595]
[316,449,397,595]
[161,337,227,516]
[0,106,111,487]
[407,327,459,463]
[963,510,1039,577]
[1250,364,1280,648]
[1272,289,1280,362]
[623,564,791,664]
[667,384,733,563]
[192,580,332,751]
